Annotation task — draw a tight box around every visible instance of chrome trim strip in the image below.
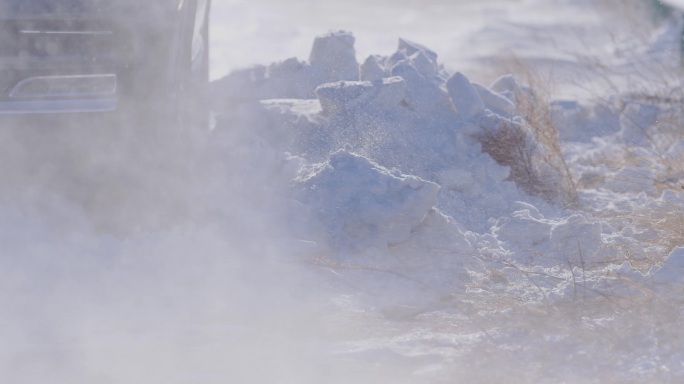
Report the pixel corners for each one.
[9,74,117,99]
[19,30,113,35]
[0,99,117,114]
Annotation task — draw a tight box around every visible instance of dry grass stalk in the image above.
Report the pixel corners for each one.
[477,56,579,206]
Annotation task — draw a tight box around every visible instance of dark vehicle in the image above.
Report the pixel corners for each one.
[0,0,210,127]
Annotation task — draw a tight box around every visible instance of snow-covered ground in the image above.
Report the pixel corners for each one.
[4,0,684,382]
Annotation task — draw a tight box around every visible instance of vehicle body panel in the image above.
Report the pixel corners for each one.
[0,0,205,114]
[0,0,179,20]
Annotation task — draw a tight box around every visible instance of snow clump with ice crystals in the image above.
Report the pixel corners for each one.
[294,148,440,250]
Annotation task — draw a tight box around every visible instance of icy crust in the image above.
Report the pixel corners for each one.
[294,149,440,250]
[315,76,407,114]
[493,205,602,265]
[211,31,684,307]
[653,247,684,286]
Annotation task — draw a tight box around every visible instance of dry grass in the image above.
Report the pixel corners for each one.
[575,2,684,265]
[515,72,579,206]
[592,196,684,270]
[476,56,579,207]
[483,0,684,267]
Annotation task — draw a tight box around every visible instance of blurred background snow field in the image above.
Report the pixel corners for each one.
[209,0,514,80]
[3,0,684,383]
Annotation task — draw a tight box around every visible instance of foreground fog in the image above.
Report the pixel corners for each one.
[3,0,684,383]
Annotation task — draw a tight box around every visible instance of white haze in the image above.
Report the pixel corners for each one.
[3,1,684,383]
[0,116,327,382]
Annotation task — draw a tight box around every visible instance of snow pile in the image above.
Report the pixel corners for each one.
[211,28,684,310]
[212,32,609,277]
[294,148,439,249]
[214,31,579,234]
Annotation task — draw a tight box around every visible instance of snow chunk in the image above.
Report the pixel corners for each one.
[446,72,485,121]
[653,247,684,285]
[495,207,552,250]
[398,38,438,63]
[385,51,408,72]
[360,55,387,82]
[490,74,527,104]
[315,77,407,114]
[294,149,440,249]
[408,50,439,79]
[309,31,360,83]
[392,60,450,113]
[472,82,516,117]
[495,209,603,266]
